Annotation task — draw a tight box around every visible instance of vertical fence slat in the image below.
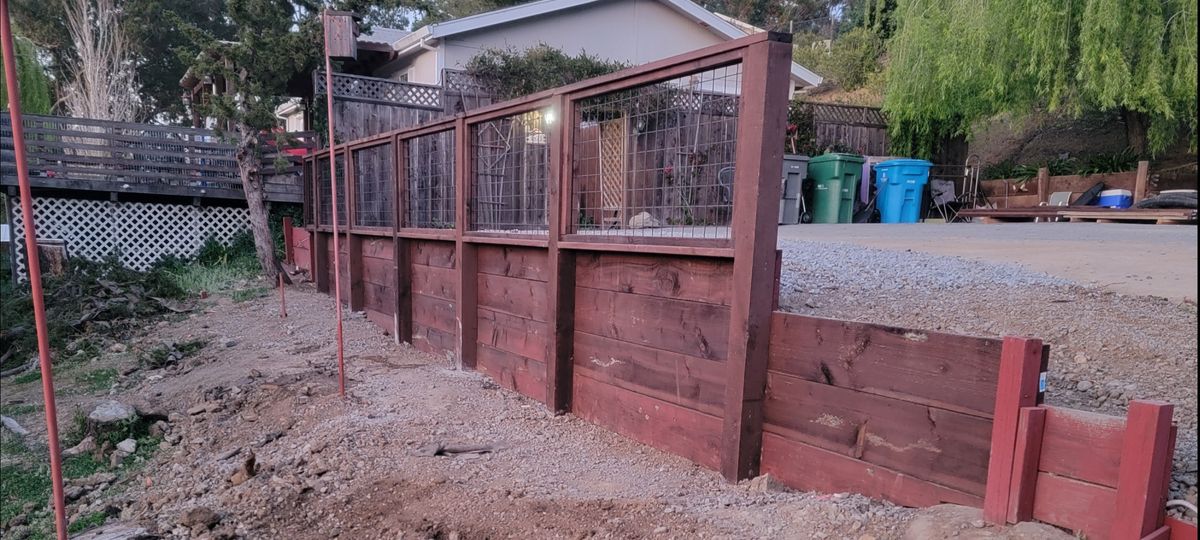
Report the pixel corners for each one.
[545,95,575,412]
[719,33,793,482]
[394,134,413,343]
[1006,406,1047,523]
[454,116,478,369]
[983,337,1044,523]
[1112,400,1174,539]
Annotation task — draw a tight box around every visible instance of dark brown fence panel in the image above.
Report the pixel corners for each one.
[410,239,458,357]
[760,311,1005,507]
[474,245,550,401]
[361,237,396,323]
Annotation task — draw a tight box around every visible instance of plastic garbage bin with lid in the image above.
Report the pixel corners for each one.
[873,158,933,223]
[779,155,810,224]
[808,153,865,223]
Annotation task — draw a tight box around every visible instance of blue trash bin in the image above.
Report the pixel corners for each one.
[873,159,933,223]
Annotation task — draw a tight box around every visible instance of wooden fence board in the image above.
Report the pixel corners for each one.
[477,272,549,322]
[1038,406,1125,487]
[476,245,549,282]
[760,432,983,508]
[476,343,546,401]
[573,372,722,470]
[412,323,456,356]
[361,255,396,287]
[361,237,394,259]
[477,307,548,362]
[574,252,733,306]
[573,330,724,416]
[412,293,456,334]
[768,313,1003,417]
[409,240,456,268]
[1031,473,1117,540]
[363,282,395,316]
[763,371,992,496]
[411,264,457,301]
[574,287,730,361]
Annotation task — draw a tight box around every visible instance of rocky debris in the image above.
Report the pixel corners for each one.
[64,436,98,457]
[903,505,1073,539]
[1,414,29,436]
[745,473,787,494]
[229,453,257,486]
[179,507,220,531]
[89,401,137,425]
[109,343,128,353]
[117,439,138,454]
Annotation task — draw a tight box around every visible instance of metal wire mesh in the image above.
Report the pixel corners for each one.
[570,63,742,239]
[353,143,395,228]
[405,130,456,229]
[470,111,550,233]
[316,153,347,227]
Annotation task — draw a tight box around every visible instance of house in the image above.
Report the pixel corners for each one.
[281,0,822,135]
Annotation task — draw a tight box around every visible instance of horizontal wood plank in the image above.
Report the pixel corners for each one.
[411,264,456,301]
[768,312,1003,417]
[476,343,546,402]
[412,293,456,334]
[409,240,456,268]
[764,371,993,496]
[574,252,733,306]
[412,322,455,356]
[361,237,393,259]
[1031,473,1117,540]
[477,273,549,322]
[1038,406,1125,488]
[760,432,983,508]
[573,331,724,416]
[477,307,548,362]
[363,282,395,316]
[360,255,395,286]
[574,287,730,361]
[476,245,549,282]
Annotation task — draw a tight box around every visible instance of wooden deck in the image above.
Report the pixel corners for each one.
[958,206,1197,224]
[1,113,314,203]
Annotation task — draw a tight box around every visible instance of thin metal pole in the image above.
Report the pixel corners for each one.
[0,1,68,538]
[322,10,346,397]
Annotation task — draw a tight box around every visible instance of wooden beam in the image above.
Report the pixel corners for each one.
[545,95,575,412]
[1006,406,1047,523]
[453,116,478,370]
[283,217,295,264]
[719,33,793,482]
[983,337,1045,523]
[1036,167,1050,204]
[1112,400,1174,539]
[1134,160,1150,203]
[347,234,365,310]
[393,134,412,344]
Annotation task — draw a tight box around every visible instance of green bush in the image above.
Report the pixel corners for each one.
[793,28,885,91]
[466,44,626,100]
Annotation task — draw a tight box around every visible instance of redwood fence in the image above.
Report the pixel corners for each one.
[289,33,1194,540]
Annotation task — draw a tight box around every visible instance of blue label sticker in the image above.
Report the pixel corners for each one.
[1039,372,1048,393]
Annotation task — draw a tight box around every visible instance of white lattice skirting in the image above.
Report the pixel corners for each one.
[8,196,250,278]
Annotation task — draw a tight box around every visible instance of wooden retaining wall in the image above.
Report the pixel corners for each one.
[290,34,1193,540]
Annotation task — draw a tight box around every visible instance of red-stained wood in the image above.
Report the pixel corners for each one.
[412,293,456,334]
[1166,517,1198,540]
[573,330,724,416]
[394,236,413,343]
[411,264,457,301]
[545,94,575,412]
[572,372,723,470]
[1007,407,1046,523]
[720,33,793,482]
[347,234,365,310]
[357,236,391,259]
[1038,406,1126,487]
[454,116,477,370]
[360,254,395,286]
[365,308,391,333]
[313,232,330,293]
[1113,400,1175,539]
[283,217,295,264]
[476,272,549,322]
[477,307,548,361]
[763,371,993,496]
[412,322,456,356]
[475,245,549,282]
[983,337,1045,523]
[573,287,730,361]
[558,240,734,259]
[760,432,983,508]
[1031,473,1117,540]
[1146,526,1173,540]
[409,239,456,268]
[574,252,734,306]
[476,343,546,402]
[362,282,395,316]
[767,312,1004,417]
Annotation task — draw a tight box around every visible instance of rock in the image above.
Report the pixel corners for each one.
[1076,380,1093,392]
[187,404,207,416]
[180,507,220,529]
[904,504,1073,539]
[746,473,786,494]
[230,452,257,486]
[88,401,137,425]
[1073,352,1088,364]
[116,439,137,454]
[64,436,97,457]
[628,211,662,229]
[109,451,125,468]
[149,420,170,437]
[220,338,238,348]
[7,525,31,540]
[108,343,127,353]
[8,513,28,527]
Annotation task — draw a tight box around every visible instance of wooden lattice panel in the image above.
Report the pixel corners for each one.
[7,196,250,279]
[314,71,441,110]
[599,116,627,228]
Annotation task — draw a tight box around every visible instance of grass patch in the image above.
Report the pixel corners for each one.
[11,370,41,385]
[0,403,37,416]
[68,511,108,533]
[61,454,105,479]
[0,461,51,526]
[231,287,269,303]
[155,232,261,295]
[75,368,118,393]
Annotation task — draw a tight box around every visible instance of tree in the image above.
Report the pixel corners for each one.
[0,30,52,115]
[60,0,141,120]
[465,45,625,100]
[883,0,1198,158]
[179,0,324,280]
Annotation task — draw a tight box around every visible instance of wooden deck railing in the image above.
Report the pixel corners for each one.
[314,71,443,111]
[0,113,315,203]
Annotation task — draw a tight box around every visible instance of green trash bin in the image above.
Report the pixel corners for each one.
[808,153,865,223]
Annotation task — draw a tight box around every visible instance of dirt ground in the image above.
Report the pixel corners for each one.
[777,222,1199,301]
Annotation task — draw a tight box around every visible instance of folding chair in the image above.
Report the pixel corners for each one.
[1035,191,1072,222]
[929,178,961,222]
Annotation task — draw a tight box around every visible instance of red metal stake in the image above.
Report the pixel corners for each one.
[1,1,68,538]
[322,9,346,398]
[278,272,287,318]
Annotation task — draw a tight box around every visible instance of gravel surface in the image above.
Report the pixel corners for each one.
[778,239,1199,520]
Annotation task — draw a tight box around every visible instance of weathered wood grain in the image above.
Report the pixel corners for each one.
[573,331,724,416]
[573,287,730,361]
[477,307,548,362]
[574,252,733,306]
[1031,473,1117,540]
[477,272,549,322]
[1038,406,1125,487]
[476,343,546,402]
[409,240,456,268]
[476,245,549,282]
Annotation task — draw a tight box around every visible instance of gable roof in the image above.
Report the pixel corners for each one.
[389,0,823,87]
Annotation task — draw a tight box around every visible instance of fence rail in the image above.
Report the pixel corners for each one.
[1,112,315,203]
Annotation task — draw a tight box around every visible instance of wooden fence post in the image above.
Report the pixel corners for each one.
[393,134,412,344]
[1112,400,1174,539]
[983,337,1045,523]
[545,95,576,413]
[719,32,792,482]
[1133,160,1150,203]
[283,217,294,264]
[1006,406,1046,523]
[453,116,478,370]
[314,232,330,293]
[1036,167,1050,205]
[347,234,365,310]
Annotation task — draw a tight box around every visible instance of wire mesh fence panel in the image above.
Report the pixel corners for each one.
[353,143,395,228]
[470,111,550,233]
[571,63,742,239]
[405,130,456,229]
[316,153,347,227]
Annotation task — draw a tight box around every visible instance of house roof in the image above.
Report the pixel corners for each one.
[388,0,823,87]
[359,27,410,48]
